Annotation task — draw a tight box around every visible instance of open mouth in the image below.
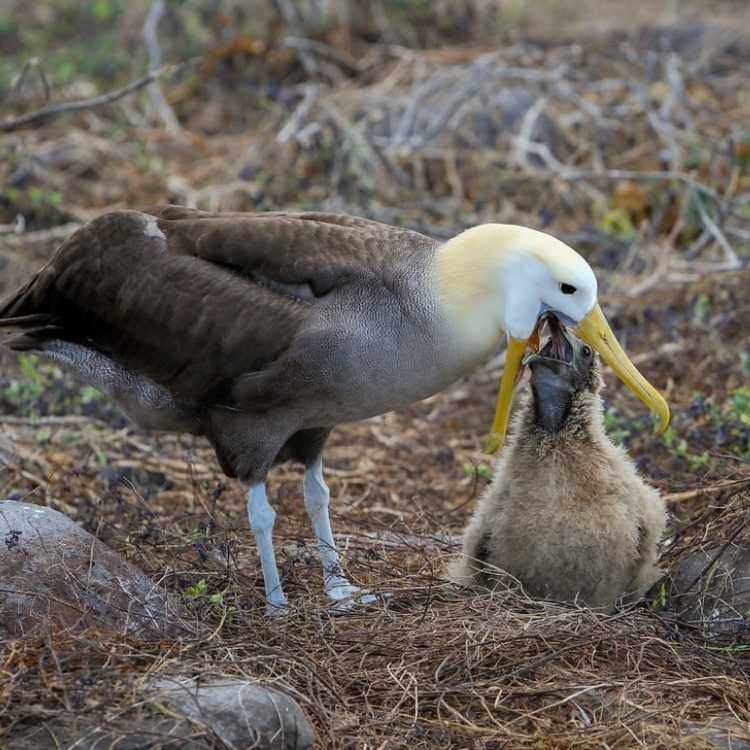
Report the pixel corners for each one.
[524,315,574,367]
[488,302,671,454]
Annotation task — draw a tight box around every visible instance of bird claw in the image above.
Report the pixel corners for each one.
[264,594,290,618]
[325,577,389,612]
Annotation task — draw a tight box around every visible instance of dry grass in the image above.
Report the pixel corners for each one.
[1,432,748,748]
[1,403,749,749]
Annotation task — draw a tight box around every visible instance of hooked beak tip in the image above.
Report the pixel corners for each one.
[576,303,671,433]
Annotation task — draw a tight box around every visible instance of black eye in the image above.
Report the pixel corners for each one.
[560,283,577,295]
[582,345,592,357]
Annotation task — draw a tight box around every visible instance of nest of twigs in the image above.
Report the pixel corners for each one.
[1,333,748,748]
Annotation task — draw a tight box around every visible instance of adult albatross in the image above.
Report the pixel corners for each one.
[0,206,670,610]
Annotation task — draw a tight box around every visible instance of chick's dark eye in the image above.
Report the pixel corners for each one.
[582,345,592,357]
[560,283,577,295]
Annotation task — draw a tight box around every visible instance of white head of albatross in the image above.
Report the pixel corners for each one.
[434,223,671,452]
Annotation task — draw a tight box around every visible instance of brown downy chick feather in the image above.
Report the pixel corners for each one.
[450,331,667,611]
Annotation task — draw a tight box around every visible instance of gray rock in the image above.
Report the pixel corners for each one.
[678,718,750,750]
[147,676,316,749]
[666,542,750,637]
[5,718,198,750]
[0,500,190,638]
[5,678,314,749]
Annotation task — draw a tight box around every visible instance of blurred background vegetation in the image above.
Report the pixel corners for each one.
[2,0,750,474]
[2,0,749,231]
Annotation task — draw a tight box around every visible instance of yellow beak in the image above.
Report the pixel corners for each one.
[486,335,528,454]
[486,303,670,454]
[576,302,670,433]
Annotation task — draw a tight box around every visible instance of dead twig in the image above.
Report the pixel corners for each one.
[143,0,182,134]
[664,478,750,503]
[0,61,193,133]
[283,36,363,76]
[276,85,320,145]
[693,192,741,271]
[7,57,51,105]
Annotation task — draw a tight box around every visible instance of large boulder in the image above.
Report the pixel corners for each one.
[146,676,316,749]
[0,500,190,638]
[6,677,316,750]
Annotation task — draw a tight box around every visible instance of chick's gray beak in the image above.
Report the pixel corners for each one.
[525,317,576,433]
[529,361,575,432]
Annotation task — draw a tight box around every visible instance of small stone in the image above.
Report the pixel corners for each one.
[665,542,750,637]
[0,500,191,638]
[678,718,750,750]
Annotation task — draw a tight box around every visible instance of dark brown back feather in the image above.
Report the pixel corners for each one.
[145,205,428,294]
[0,207,434,407]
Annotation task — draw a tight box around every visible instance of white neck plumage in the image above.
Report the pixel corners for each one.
[430,225,528,359]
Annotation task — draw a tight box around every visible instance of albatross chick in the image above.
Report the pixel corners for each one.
[451,320,667,610]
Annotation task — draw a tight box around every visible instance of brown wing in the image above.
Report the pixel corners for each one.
[0,207,434,404]
[144,205,431,295]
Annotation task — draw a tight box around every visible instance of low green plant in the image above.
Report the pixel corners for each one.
[184,579,209,597]
[592,202,637,243]
[662,426,711,470]
[184,578,227,607]
[692,293,710,325]
[3,353,107,418]
[34,427,52,445]
[80,386,103,405]
[649,580,668,609]
[3,354,46,416]
[603,406,631,446]
[661,387,750,469]
[29,186,62,208]
[721,386,750,460]
[462,462,493,481]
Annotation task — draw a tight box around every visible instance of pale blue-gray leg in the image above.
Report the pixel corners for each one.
[246,483,288,611]
[304,459,375,604]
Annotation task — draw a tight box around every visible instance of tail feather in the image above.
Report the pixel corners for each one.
[0,271,65,352]
[0,313,60,331]
[0,317,65,352]
[0,273,41,320]
[1,227,96,356]
[3,328,65,352]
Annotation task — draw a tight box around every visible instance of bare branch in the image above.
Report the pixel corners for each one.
[143,0,182,134]
[0,214,25,235]
[693,193,741,270]
[276,85,319,144]
[513,96,549,168]
[283,36,363,76]
[0,61,192,133]
[7,57,51,105]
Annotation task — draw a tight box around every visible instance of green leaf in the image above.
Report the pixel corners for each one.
[462,462,493,480]
[80,386,102,404]
[35,427,52,444]
[92,0,116,21]
[692,293,710,324]
[184,579,208,598]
